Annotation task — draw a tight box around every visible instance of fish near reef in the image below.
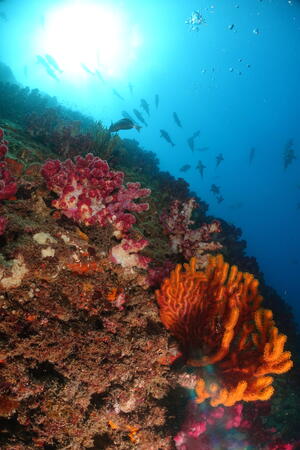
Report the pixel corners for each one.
[180,164,191,172]
[210,184,220,195]
[36,55,60,81]
[80,63,94,76]
[196,160,206,178]
[249,147,255,164]
[216,153,224,167]
[140,99,150,116]
[133,109,147,127]
[45,54,63,73]
[283,139,296,169]
[160,129,175,147]
[187,130,201,151]
[195,146,209,152]
[173,112,182,128]
[109,118,141,133]
[122,110,135,122]
[112,88,124,100]
[187,136,194,151]
[128,82,134,95]
[95,69,105,83]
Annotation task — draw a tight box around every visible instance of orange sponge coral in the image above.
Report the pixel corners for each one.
[155,254,293,406]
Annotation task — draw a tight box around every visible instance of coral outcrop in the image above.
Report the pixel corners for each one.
[156,255,293,407]
[0,197,173,449]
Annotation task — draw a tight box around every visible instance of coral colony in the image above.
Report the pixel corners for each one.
[160,198,222,264]
[41,153,151,236]
[156,255,293,406]
[0,83,299,449]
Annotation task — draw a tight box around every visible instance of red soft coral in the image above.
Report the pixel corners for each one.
[41,153,151,236]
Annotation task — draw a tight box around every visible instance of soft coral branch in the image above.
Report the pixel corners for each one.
[161,198,222,264]
[41,153,151,237]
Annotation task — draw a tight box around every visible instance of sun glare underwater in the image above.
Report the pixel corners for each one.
[0,0,300,449]
[39,1,143,79]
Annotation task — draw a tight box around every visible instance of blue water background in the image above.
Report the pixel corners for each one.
[1,0,299,323]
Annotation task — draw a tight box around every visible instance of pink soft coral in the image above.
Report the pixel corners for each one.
[41,153,151,237]
[110,238,151,270]
[161,198,222,265]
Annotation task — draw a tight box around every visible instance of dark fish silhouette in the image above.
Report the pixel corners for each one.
[36,55,60,81]
[187,137,195,151]
[140,99,150,116]
[173,112,182,128]
[180,164,191,172]
[112,88,124,100]
[128,83,134,95]
[210,184,220,195]
[160,129,175,147]
[95,69,105,83]
[283,139,296,169]
[196,160,206,178]
[0,11,7,21]
[45,54,63,73]
[133,109,147,126]
[216,153,224,167]
[249,147,255,164]
[216,195,224,204]
[109,118,141,133]
[195,146,209,152]
[228,202,244,210]
[155,94,159,109]
[284,148,296,169]
[122,110,135,122]
[80,63,94,75]
[187,130,201,151]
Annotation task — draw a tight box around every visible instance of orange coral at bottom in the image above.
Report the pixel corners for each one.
[155,254,293,406]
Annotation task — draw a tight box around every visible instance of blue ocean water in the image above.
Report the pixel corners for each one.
[1,3,299,311]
